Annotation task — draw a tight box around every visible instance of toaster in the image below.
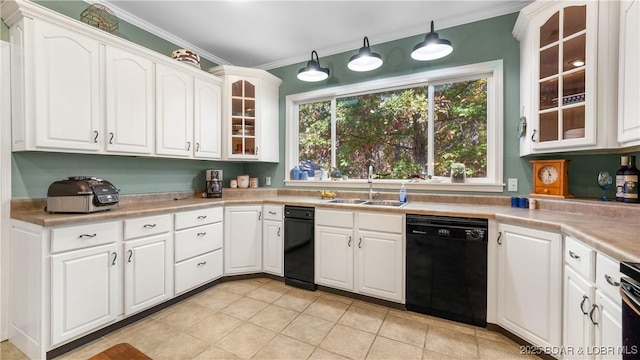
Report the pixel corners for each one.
[46,176,119,213]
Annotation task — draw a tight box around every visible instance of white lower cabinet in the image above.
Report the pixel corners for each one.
[51,243,119,346]
[496,223,562,350]
[262,205,283,276]
[224,205,262,275]
[123,214,174,316]
[315,209,404,303]
[174,207,224,295]
[563,237,622,360]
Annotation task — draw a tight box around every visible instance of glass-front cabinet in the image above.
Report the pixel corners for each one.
[514,0,619,155]
[210,65,282,162]
[231,79,257,157]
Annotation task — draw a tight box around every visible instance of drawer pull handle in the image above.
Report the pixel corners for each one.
[589,304,598,326]
[604,274,620,287]
[579,295,589,315]
[128,249,133,263]
[569,251,580,259]
[258,211,262,221]
[112,252,117,266]
[358,237,362,248]
[93,131,99,143]
[531,129,537,142]
[197,215,207,220]
[269,211,276,215]
[348,236,352,247]
[497,231,502,245]
[197,232,207,237]
[143,224,156,228]
[79,233,97,239]
[109,132,114,144]
[197,261,207,266]
[277,227,281,237]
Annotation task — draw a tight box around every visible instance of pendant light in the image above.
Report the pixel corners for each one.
[348,36,383,72]
[297,50,330,82]
[411,21,453,61]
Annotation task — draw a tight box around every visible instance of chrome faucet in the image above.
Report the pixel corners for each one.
[367,165,379,200]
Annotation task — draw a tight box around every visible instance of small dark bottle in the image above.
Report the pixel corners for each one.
[616,156,629,202]
[623,155,639,203]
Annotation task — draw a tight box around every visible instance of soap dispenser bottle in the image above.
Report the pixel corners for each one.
[399,183,407,203]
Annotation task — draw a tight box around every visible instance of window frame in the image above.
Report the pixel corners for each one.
[285,60,504,192]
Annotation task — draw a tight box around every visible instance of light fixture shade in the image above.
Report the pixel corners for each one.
[297,50,329,82]
[411,21,453,61]
[348,36,383,72]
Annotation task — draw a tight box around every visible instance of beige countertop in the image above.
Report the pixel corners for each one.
[10,189,640,263]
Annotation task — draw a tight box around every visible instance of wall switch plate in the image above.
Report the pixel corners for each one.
[508,178,518,192]
[265,177,271,186]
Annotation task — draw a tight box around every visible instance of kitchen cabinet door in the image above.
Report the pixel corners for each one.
[618,0,640,146]
[193,77,222,159]
[315,225,354,291]
[497,223,562,349]
[34,21,101,152]
[224,206,262,275]
[156,63,194,157]
[51,243,118,346]
[105,46,154,155]
[263,218,283,276]
[594,289,622,360]
[514,1,619,155]
[123,234,173,316]
[563,266,595,360]
[356,230,403,302]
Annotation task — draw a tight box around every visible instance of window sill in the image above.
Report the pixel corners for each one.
[284,179,505,193]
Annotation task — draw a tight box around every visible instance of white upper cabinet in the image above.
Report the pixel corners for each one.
[105,46,154,155]
[618,0,640,147]
[17,20,102,152]
[156,63,194,157]
[193,77,222,159]
[2,0,223,160]
[209,65,282,162]
[514,0,620,155]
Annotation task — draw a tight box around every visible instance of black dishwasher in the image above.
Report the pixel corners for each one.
[284,206,316,291]
[406,215,488,327]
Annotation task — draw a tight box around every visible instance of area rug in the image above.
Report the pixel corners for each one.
[87,343,151,360]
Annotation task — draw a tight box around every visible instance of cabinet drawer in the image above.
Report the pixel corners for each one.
[263,205,283,221]
[316,209,353,228]
[124,214,172,240]
[359,212,403,234]
[564,236,595,281]
[175,249,223,295]
[51,221,120,253]
[175,222,223,262]
[175,207,223,230]
[595,252,622,302]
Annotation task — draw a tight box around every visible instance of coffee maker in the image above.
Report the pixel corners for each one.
[206,170,223,198]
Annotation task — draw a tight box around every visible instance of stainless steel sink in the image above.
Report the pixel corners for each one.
[362,199,408,207]
[327,198,367,204]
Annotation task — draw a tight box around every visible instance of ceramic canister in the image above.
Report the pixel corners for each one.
[237,175,249,188]
[250,178,258,188]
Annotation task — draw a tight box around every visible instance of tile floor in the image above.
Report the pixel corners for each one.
[1,278,540,360]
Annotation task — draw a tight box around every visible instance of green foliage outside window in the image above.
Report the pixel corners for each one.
[298,78,487,180]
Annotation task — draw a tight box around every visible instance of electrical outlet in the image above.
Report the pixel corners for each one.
[265,177,271,186]
[508,178,518,192]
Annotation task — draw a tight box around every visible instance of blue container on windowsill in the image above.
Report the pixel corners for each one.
[290,166,301,180]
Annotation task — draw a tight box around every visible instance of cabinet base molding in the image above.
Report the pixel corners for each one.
[316,285,405,311]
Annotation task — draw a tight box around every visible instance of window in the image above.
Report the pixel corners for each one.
[286,60,504,192]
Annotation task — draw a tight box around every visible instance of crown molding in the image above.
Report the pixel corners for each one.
[94,0,231,66]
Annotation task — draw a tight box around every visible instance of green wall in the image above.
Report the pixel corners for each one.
[6,2,638,199]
